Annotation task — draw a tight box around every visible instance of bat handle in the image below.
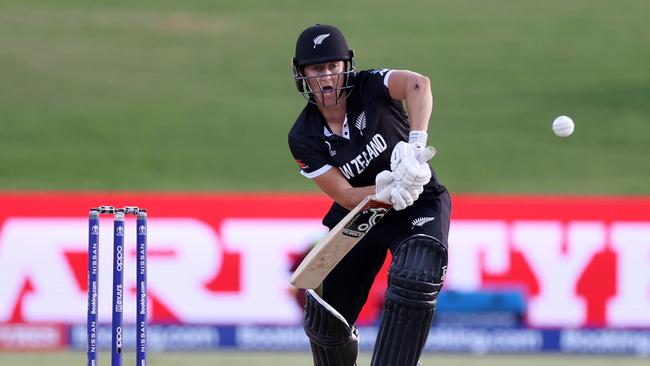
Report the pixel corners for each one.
[418,146,436,163]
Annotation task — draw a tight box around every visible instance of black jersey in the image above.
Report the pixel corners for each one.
[288,69,445,227]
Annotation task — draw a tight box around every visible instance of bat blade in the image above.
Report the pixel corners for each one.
[290,195,392,289]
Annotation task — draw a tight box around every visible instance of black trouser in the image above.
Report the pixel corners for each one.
[321,190,451,325]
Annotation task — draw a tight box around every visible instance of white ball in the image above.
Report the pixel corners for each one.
[552,115,574,137]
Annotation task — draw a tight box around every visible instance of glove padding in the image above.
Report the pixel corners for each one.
[375,170,394,203]
[375,169,423,211]
[376,144,436,211]
[390,142,436,187]
[389,185,417,211]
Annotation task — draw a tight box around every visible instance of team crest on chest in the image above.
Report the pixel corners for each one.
[355,111,367,136]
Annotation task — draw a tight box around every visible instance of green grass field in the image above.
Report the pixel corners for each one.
[1,1,649,363]
[1,351,649,366]
[1,0,648,193]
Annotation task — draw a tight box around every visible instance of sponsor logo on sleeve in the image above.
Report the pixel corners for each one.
[295,160,309,170]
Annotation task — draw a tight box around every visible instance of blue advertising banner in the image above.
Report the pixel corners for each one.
[68,325,650,356]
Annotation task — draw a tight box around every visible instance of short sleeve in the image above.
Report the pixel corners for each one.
[288,134,332,179]
[359,69,394,102]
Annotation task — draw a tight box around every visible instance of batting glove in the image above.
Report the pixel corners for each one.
[375,170,395,203]
[376,169,424,211]
[390,184,418,211]
[390,142,436,188]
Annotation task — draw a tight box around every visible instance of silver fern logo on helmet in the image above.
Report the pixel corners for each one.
[313,34,330,48]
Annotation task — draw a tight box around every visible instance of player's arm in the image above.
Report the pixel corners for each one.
[313,168,375,210]
[383,70,435,211]
[386,70,432,133]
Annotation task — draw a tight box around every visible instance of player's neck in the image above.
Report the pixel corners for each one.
[318,100,347,136]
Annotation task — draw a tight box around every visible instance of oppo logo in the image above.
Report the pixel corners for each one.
[115,326,123,350]
[115,246,123,271]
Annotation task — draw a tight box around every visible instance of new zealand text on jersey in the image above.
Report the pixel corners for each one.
[339,134,388,179]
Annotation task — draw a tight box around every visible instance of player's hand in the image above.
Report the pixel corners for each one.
[376,170,394,190]
[405,183,424,202]
[390,141,418,173]
[376,170,419,210]
[390,185,418,211]
[393,156,431,187]
[391,142,435,188]
[375,170,394,203]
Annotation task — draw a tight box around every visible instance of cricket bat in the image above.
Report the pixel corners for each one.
[290,195,392,289]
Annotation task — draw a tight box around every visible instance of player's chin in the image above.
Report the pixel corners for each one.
[317,93,338,107]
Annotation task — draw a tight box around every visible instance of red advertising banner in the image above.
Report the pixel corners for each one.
[0,192,649,328]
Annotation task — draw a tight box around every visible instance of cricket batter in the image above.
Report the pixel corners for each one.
[288,24,451,366]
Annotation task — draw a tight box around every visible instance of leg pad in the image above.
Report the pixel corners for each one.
[370,234,447,366]
[304,289,359,366]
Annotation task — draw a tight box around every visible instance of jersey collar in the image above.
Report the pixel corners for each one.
[323,115,350,140]
[304,104,350,141]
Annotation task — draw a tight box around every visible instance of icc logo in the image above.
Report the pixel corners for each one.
[91,225,99,234]
[138,225,147,235]
[116,226,124,235]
